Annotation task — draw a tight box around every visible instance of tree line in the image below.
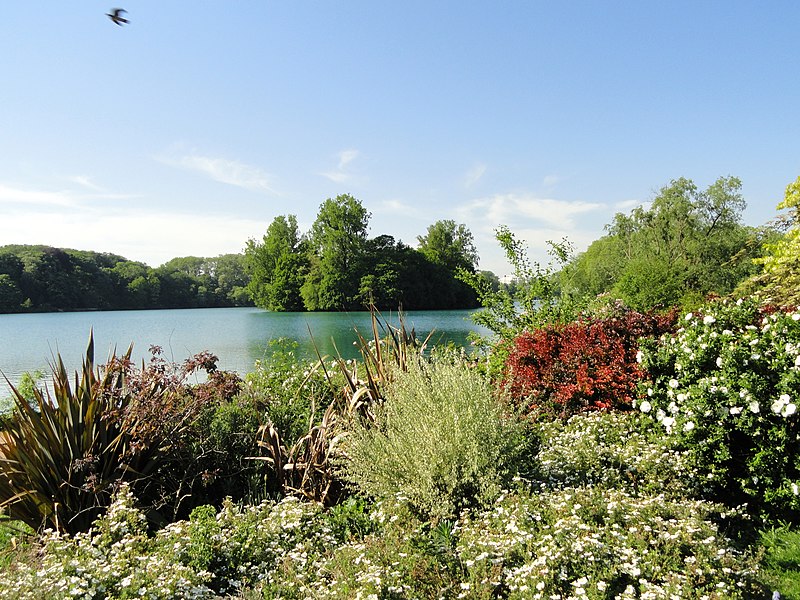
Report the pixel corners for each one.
[0,247,250,312]
[0,176,786,314]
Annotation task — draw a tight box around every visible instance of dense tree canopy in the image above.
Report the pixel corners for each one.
[244,197,480,312]
[560,176,766,310]
[0,246,250,313]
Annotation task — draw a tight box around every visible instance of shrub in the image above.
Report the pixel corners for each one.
[456,487,764,599]
[504,309,675,417]
[638,297,800,521]
[0,336,245,533]
[531,411,696,498]
[0,484,330,599]
[340,357,527,521]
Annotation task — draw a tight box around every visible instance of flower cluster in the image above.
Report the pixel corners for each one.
[0,485,329,599]
[455,486,762,599]
[531,411,696,498]
[504,310,674,417]
[637,297,800,519]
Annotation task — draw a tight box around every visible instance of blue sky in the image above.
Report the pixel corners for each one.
[1,2,798,277]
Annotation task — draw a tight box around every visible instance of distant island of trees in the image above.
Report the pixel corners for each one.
[0,194,491,314]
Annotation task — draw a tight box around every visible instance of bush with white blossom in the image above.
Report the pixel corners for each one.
[456,486,762,599]
[637,297,800,520]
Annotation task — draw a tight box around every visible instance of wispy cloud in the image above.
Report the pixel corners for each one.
[67,175,104,192]
[542,174,560,188]
[464,163,487,188]
[377,198,415,214]
[0,206,265,267]
[0,183,79,208]
[460,193,603,230]
[321,149,359,183]
[158,149,277,194]
[614,199,644,211]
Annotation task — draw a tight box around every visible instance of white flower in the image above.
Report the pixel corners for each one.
[703,315,716,325]
[639,400,652,413]
[772,400,786,414]
[716,357,723,367]
[636,350,644,363]
[783,403,797,417]
[683,421,695,432]
[795,355,800,367]
[793,483,799,496]
[676,393,687,402]
[668,401,679,414]
[793,313,800,321]
[669,379,680,389]
[749,401,760,413]
[685,312,694,321]
[662,416,675,432]
[729,406,743,415]
[781,393,791,403]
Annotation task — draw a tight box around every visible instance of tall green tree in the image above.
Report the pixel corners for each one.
[744,175,800,304]
[561,176,760,310]
[416,220,480,308]
[302,194,370,310]
[245,215,308,311]
[416,220,478,273]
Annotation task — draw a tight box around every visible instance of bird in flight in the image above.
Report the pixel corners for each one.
[106,8,129,26]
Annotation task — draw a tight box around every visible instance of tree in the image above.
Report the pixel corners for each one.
[416,220,478,273]
[745,175,800,304]
[245,215,308,311]
[302,195,370,310]
[0,274,22,311]
[561,176,760,310]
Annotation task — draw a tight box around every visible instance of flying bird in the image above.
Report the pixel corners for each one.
[106,8,129,26]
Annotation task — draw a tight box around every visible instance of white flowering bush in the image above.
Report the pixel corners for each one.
[532,411,696,498]
[456,487,763,599]
[0,484,331,599]
[637,297,800,520]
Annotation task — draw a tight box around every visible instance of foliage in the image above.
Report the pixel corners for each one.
[0,245,251,313]
[417,219,479,273]
[561,176,763,311]
[0,484,329,599]
[302,194,372,310]
[0,336,153,533]
[504,308,675,418]
[244,215,309,311]
[0,335,248,533]
[747,175,800,306]
[456,487,764,599]
[461,226,578,343]
[637,298,800,521]
[341,357,527,521]
[531,411,695,498]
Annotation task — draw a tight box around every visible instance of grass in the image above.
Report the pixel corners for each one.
[760,524,800,599]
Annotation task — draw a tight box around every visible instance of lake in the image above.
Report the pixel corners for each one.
[0,307,490,397]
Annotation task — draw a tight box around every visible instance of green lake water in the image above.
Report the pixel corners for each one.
[0,307,490,397]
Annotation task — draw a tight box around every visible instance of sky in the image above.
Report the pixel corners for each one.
[1,2,799,278]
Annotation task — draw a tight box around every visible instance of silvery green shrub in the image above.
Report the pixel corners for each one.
[341,357,527,521]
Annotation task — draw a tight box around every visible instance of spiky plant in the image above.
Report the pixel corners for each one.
[257,305,429,505]
[0,335,156,533]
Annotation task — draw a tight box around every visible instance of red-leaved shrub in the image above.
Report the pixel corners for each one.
[504,309,675,418]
